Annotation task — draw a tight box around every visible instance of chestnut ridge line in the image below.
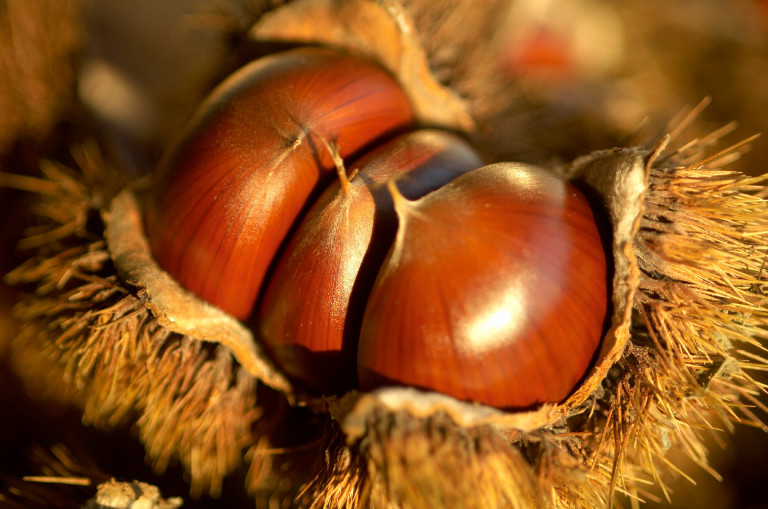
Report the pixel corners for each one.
[3,125,768,509]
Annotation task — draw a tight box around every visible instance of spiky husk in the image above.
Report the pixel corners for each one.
[0,443,105,509]
[2,145,258,499]
[0,442,183,509]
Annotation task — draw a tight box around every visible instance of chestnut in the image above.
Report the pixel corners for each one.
[140,45,608,410]
[145,47,414,319]
[258,129,483,393]
[357,163,608,409]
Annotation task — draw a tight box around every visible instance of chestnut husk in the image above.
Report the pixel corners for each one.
[2,0,768,507]
[8,105,768,509]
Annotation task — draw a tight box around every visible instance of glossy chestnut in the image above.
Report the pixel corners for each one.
[357,163,608,408]
[144,47,414,319]
[258,130,483,393]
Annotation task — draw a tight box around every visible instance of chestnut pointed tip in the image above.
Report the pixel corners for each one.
[318,135,356,197]
[386,178,417,220]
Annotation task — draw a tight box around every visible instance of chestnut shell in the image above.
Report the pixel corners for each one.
[358,162,608,408]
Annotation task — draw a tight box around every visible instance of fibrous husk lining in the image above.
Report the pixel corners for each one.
[304,411,550,509]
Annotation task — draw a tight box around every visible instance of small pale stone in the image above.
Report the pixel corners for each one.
[83,480,183,509]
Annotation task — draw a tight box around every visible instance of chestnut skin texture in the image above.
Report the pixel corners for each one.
[145,47,413,319]
[358,163,608,409]
[259,130,483,393]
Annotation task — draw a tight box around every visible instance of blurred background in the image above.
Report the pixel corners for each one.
[1,0,768,507]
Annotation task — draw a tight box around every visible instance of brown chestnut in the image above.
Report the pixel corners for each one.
[258,130,483,393]
[357,163,608,408]
[145,47,414,319]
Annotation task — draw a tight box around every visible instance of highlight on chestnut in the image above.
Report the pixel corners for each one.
[143,45,611,409]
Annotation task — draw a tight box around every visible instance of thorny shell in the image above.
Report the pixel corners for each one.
[2,0,768,508]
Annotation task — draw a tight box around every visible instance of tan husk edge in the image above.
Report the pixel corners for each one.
[103,189,292,397]
[249,0,475,134]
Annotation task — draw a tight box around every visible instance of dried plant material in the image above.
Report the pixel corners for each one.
[308,411,547,509]
[23,476,91,486]
[83,480,183,509]
[573,132,768,505]
[331,388,555,437]
[0,443,107,509]
[249,0,474,133]
[567,144,655,382]
[244,398,330,507]
[397,0,508,85]
[2,145,259,498]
